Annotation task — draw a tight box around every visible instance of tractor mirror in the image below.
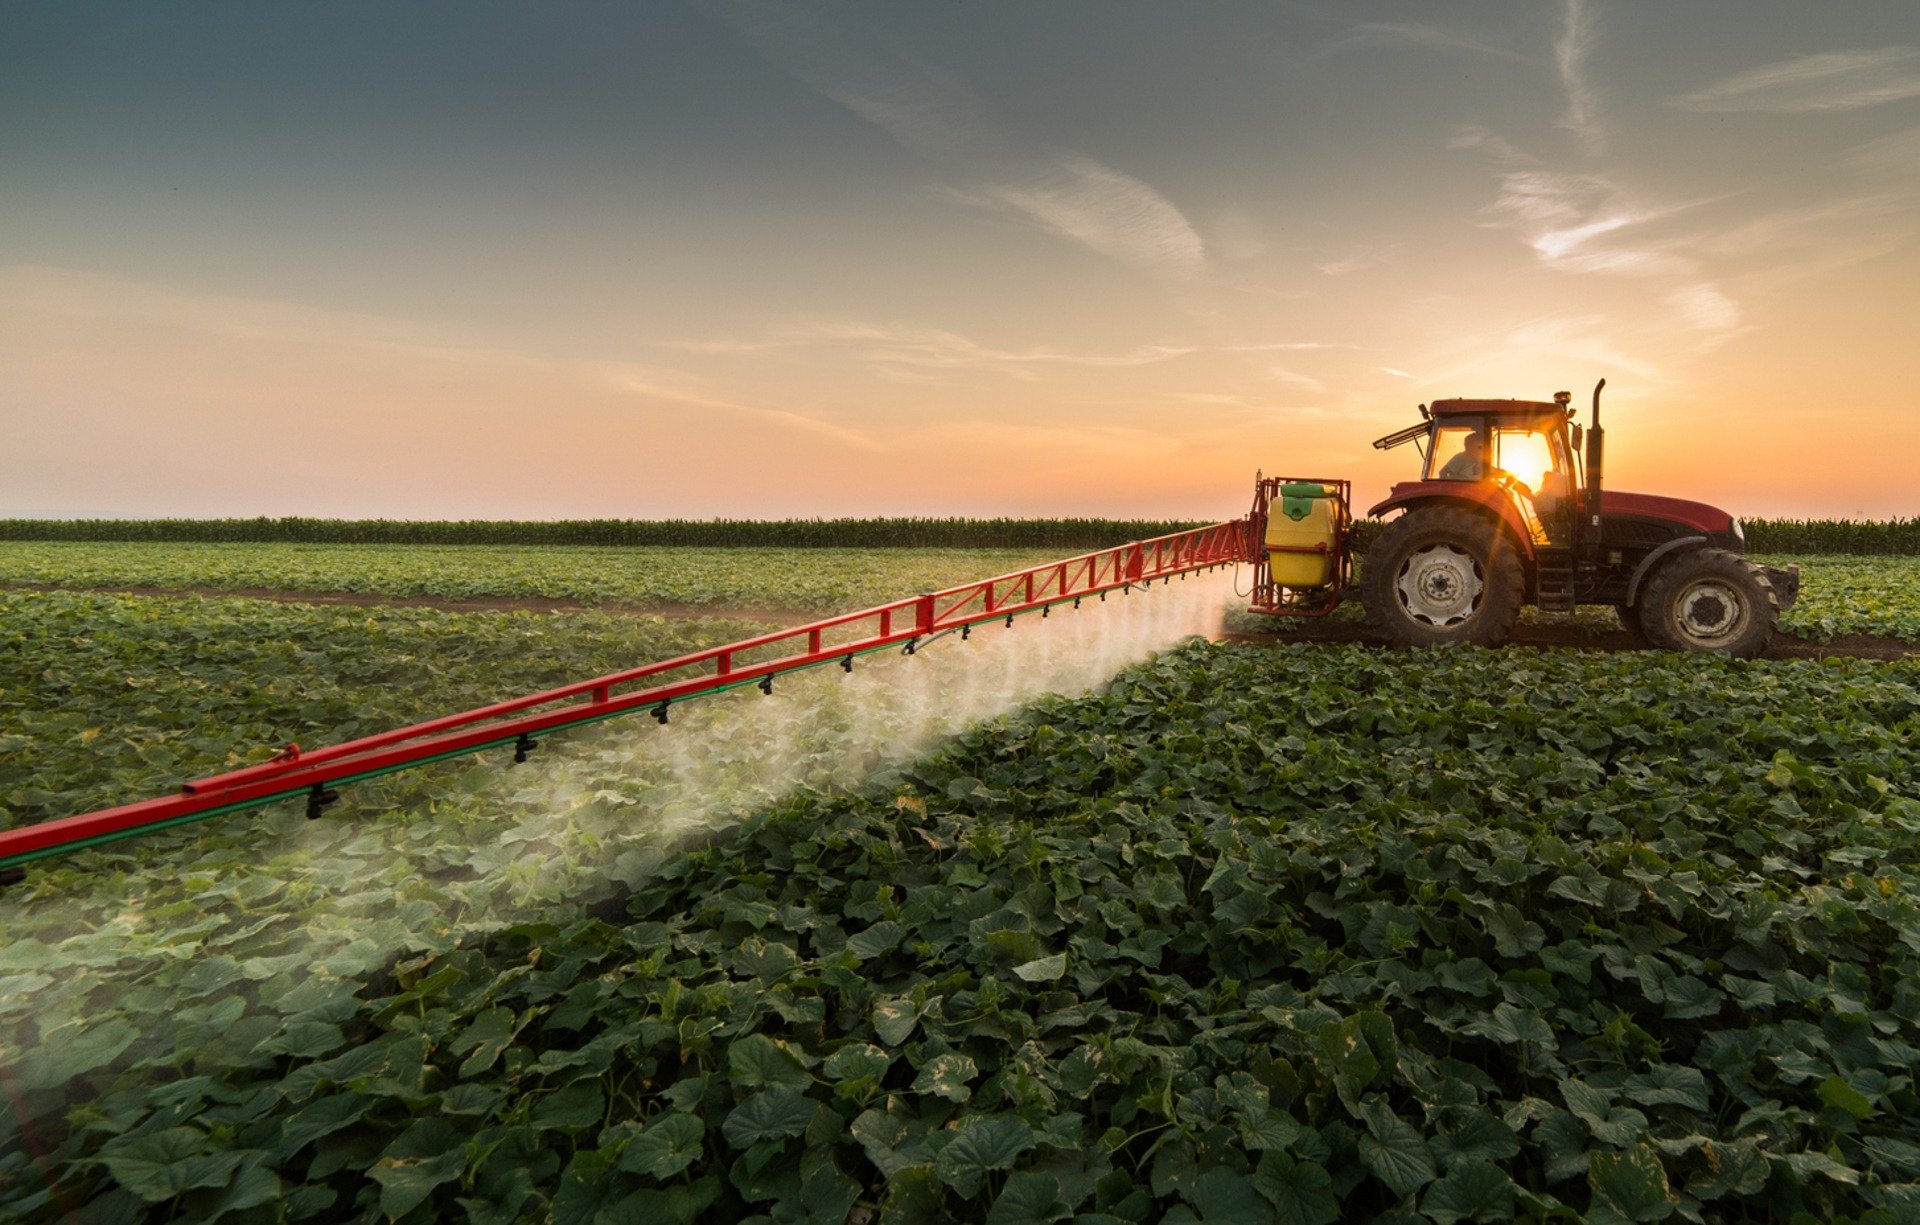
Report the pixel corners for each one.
[1571,424,1583,450]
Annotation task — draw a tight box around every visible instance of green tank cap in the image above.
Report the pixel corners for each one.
[1278,482,1337,521]
[1279,481,1334,499]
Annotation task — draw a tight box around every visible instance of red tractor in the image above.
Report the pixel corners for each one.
[1248,381,1799,657]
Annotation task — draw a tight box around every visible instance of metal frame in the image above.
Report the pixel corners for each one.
[1246,475,1354,619]
[0,521,1253,872]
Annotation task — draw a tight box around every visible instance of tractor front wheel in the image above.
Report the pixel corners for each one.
[1362,508,1524,648]
[1611,603,1648,643]
[1637,548,1776,658]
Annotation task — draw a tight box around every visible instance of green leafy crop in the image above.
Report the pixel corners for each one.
[6,624,1919,1223]
[0,543,1068,616]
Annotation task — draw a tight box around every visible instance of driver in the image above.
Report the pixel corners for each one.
[1439,433,1487,480]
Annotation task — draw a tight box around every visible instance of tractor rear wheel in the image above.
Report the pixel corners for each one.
[1637,548,1776,658]
[1362,507,1524,648]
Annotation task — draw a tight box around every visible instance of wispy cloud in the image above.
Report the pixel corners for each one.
[3,265,882,452]
[961,158,1206,277]
[1503,316,1666,379]
[782,320,1196,373]
[1673,46,1920,113]
[655,323,1355,378]
[710,1,1204,277]
[1666,285,1742,334]
[1221,341,1358,353]
[1482,170,1694,276]
[1847,125,1920,179]
[1314,243,1400,276]
[1554,0,1602,152]
[1321,21,1525,63]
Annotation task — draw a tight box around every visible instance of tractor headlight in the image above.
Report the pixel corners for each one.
[1731,518,1746,545]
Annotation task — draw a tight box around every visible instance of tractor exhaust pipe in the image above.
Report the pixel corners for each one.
[1584,378,1606,546]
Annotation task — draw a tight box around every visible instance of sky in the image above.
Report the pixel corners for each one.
[2,2,1917,521]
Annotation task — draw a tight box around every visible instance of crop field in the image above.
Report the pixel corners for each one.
[1754,556,1920,643]
[5,545,1918,644]
[0,543,1066,617]
[3,546,1920,1223]
[4,624,1919,1221]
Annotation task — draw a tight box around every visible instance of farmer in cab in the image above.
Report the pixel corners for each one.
[1440,431,1487,480]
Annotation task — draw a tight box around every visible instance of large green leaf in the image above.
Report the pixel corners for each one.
[1014,953,1067,982]
[1192,1169,1271,1225]
[721,1088,817,1148]
[1251,1152,1338,1225]
[1359,1110,1437,1198]
[933,1115,1036,1198]
[729,1034,814,1091]
[621,1114,705,1180]
[1586,1145,1675,1223]
[987,1171,1071,1225]
[1421,1160,1516,1224]
[914,1053,979,1103]
[98,1128,246,1202]
[1561,1080,1649,1148]
[369,1120,468,1218]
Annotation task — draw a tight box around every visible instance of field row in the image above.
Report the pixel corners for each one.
[0,543,1063,618]
[3,588,1918,1220]
[3,544,1919,641]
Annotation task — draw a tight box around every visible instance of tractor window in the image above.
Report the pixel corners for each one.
[1493,428,1553,493]
[1427,424,1486,481]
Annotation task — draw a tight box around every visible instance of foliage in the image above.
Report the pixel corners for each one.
[7,636,1920,1222]
[0,591,766,829]
[0,543,1066,617]
[0,518,1212,549]
[1757,555,1920,643]
[1744,518,1920,556]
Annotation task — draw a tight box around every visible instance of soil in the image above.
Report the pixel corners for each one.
[8,581,1914,662]
[1222,619,1918,662]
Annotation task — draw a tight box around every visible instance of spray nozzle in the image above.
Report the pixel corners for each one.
[306,785,341,820]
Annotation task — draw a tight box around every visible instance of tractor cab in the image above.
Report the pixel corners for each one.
[1376,396,1583,545]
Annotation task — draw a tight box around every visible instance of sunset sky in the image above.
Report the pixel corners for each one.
[3,2,1916,520]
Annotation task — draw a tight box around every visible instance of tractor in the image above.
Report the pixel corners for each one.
[1248,380,1799,657]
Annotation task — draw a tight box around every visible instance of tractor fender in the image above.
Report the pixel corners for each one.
[1366,482,1537,560]
[1624,535,1708,606]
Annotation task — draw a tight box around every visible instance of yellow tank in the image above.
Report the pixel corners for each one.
[1265,482,1345,587]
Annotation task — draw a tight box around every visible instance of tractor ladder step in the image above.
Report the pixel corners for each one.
[1535,546,1577,614]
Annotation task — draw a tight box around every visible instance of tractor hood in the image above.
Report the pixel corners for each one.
[1599,490,1733,535]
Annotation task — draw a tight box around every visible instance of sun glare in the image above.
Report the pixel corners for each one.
[1495,429,1553,492]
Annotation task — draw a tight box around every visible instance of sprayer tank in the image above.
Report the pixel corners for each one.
[1263,482,1345,587]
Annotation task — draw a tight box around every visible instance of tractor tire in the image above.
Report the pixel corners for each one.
[1362,507,1525,648]
[1611,603,1648,643]
[1636,548,1777,658]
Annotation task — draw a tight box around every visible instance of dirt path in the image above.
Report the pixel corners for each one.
[8,580,1915,661]
[1223,620,1918,662]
